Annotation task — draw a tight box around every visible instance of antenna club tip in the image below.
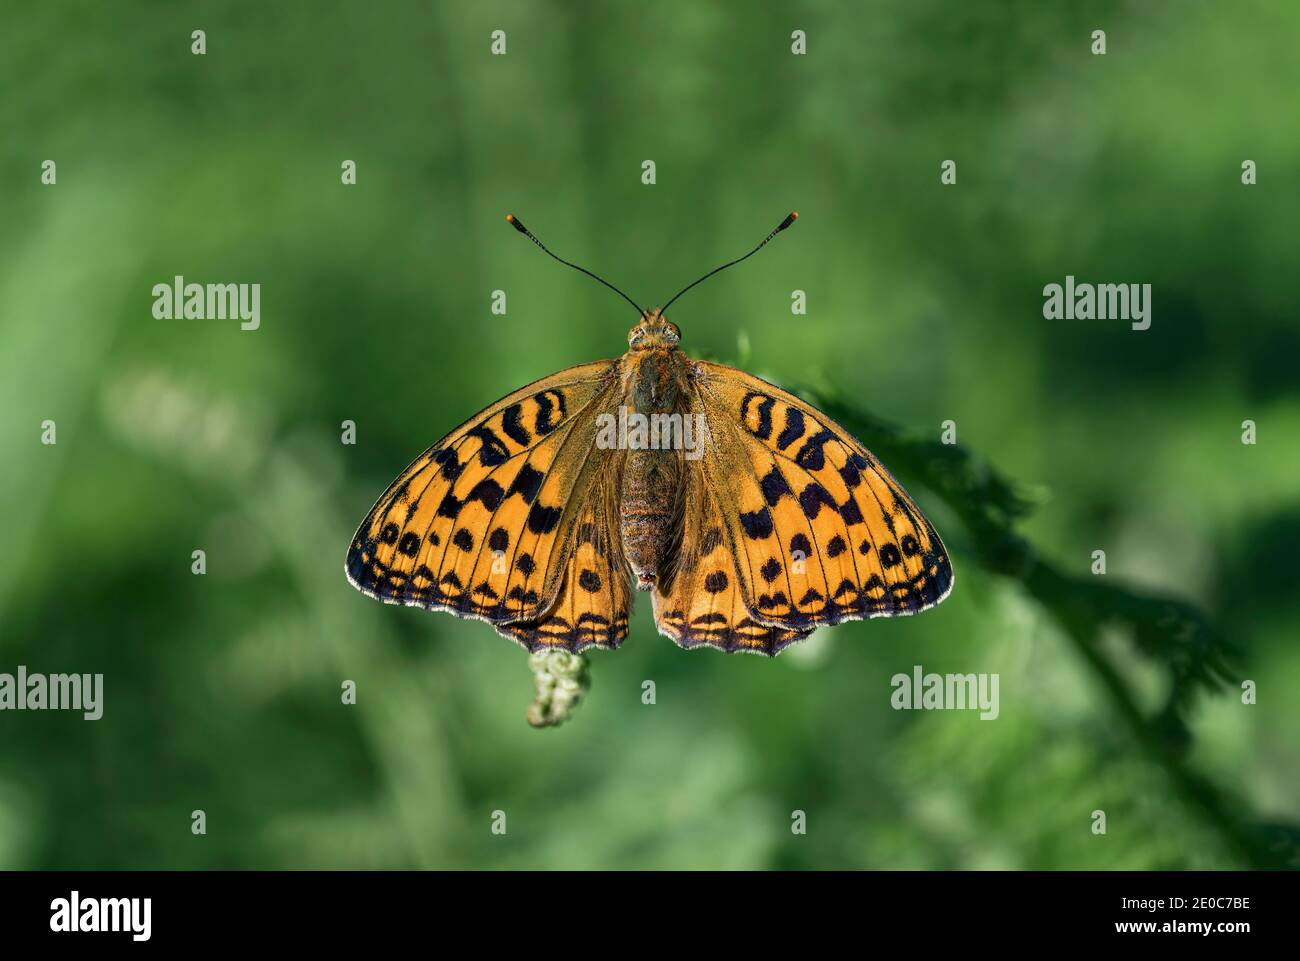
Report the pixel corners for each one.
[506,213,528,234]
[791,211,799,219]
[506,213,514,222]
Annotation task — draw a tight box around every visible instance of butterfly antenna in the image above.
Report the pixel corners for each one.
[659,212,798,315]
[505,214,645,317]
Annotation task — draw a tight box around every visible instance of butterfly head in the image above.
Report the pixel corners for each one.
[628,309,681,351]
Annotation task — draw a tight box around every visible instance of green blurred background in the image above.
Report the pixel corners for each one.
[2,1,1297,870]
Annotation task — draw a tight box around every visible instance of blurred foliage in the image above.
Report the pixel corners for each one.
[1,1,1298,869]
[809,385,1292,868]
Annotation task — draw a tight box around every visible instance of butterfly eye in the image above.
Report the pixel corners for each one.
[628,327,644,347]
[665,323,681,344]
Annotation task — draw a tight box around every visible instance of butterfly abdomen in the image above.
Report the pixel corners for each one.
[618,347,689,590]
[621,449,681,590]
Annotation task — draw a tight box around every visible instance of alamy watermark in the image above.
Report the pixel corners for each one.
[0,666,103,719]
[152,275,260,330]
[1043,275,1151,330]
[891,664,999,720]
[50,892,150,941]
[595,406,709,460]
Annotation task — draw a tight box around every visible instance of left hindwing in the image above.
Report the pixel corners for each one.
[499,485,633,652]
[681,360,953,647]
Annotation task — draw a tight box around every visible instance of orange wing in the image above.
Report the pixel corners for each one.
[653,361,952,655]
[346,361,632,652]
[652,464,814,654]
[500,483,632,651]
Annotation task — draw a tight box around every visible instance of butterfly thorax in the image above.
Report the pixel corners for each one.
[619,310,690,590]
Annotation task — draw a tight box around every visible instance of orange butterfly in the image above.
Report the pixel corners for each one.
[346,213,952,661]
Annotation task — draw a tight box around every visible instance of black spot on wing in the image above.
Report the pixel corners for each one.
[794,428,836,471]
[798,483,838,520]
[466,425,509,466]
[533,389,566,435]
[432,447,463,481]
[508,585,539,604]
[776,407,805,450]
[739,508,774,539]
[839,497,865,526]
[507,463,544,504]
[760,466,793,506]
[741,391,775,440]
[468,478,504,511]
[501,403,531,446]
[704,571,729,593]
[528,502,562,534]
[839,453,868,489]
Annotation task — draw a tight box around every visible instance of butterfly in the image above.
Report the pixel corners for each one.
[346,213,952,660]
